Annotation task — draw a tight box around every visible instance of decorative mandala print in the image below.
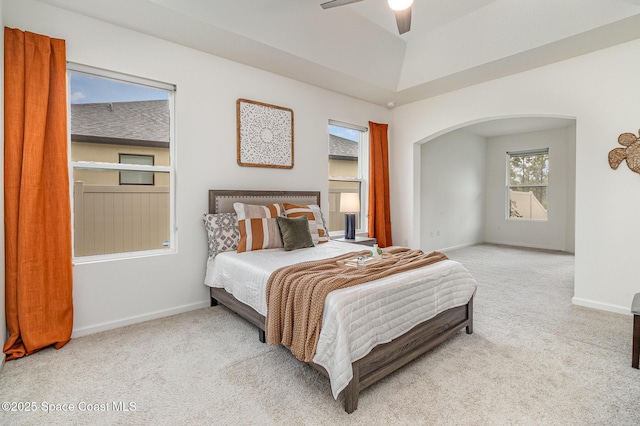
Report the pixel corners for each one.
[237,99,293,168]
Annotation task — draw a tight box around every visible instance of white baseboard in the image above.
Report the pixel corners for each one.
[71,300,211,338]
[440,242,478,252]
[572,297,631,316]
[484,239,569,253]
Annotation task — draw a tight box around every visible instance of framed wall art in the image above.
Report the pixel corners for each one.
[236,98,294,169]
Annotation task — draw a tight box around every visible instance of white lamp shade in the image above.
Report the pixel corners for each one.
[340,193,360,213]
[388,0,413,11]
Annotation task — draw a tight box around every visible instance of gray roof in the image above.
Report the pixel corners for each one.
[329,134,358,160]
[71,100,169,145]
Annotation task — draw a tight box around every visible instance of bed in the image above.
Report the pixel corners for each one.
[204,189,477,413]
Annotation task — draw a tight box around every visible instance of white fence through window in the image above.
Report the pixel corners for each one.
[73,181,170,256]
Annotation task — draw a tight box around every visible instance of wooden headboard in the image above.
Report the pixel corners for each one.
[209,190,321,214]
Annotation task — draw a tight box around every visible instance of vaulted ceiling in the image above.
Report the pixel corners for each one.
[38,0,640,107]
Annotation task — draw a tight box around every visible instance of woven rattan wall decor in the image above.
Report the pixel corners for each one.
[236,98,294,169]
[608,130,640,174]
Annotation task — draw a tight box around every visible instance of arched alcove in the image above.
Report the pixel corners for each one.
[414,115,576,253]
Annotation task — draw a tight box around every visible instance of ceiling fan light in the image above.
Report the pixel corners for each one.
[388,0,413,11]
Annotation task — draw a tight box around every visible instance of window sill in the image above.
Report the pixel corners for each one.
[73,247,176,265]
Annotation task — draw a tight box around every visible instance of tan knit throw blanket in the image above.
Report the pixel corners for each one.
[265,247,448,362]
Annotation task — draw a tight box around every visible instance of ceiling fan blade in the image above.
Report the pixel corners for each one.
[395,6,411,34]
[321,0,365,9]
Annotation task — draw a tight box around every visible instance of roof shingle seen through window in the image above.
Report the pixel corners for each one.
[71,100,169,144]
[328,134,358,159]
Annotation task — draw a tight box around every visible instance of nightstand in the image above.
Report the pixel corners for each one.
[333,236,377,247]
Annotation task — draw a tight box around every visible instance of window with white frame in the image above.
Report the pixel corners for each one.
[328,120,368,234]
[507,149,549,220]
[68,64,176,259]
[119,154,155,185]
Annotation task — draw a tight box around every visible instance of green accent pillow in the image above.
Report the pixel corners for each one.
[276,216,314,251]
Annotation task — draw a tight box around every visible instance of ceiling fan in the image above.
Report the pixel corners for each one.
[321,0,413,35]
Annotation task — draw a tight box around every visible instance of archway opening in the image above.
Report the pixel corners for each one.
[414,115,576,253]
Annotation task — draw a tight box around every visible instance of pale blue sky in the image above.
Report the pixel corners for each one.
[69,72,168,104]
[329,124,359,142]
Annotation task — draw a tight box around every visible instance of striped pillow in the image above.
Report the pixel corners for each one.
[282,203,330,244]
[234,202,283,221]
[233,202,284,253]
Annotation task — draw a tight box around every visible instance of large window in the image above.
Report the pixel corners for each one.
[328,121,368,234]
[68,64,175,260]
[507,149,548,220]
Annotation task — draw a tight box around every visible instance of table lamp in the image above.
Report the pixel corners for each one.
[340,193,360,240]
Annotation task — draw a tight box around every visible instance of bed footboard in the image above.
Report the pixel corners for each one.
[212,285,474,413]
[311,296,473,413]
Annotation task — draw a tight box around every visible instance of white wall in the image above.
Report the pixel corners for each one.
[484,126,576,251]
[420,129,486,251]
[565,125,576,253]
[391,38,640,314]
[3,0,390,336]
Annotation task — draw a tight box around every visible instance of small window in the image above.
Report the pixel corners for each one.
[68,64,175,260]
[119,154,154,185]
[328,121,368,234]
[507,149,549,220]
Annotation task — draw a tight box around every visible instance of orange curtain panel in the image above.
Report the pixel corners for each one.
[4,28,73,360]
[368,121,393,247]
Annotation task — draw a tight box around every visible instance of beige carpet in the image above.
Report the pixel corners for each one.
[1,244,639,425]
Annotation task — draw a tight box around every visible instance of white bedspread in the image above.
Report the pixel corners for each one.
[205,241,477,398]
